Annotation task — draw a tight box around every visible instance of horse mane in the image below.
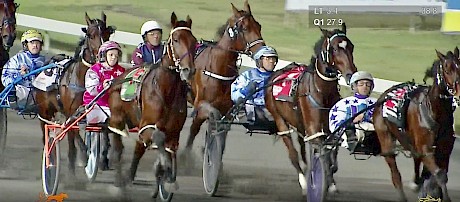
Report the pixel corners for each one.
[73,37,85,59]
[313,28,345,55]
[215,23,227,41]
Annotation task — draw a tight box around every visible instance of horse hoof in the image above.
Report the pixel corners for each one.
[107,185,124,197]
[408,181,420,192]
[328,183,339,194]
[298,173,307,190]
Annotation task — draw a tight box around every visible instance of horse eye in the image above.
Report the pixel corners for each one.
[173,38,179,42]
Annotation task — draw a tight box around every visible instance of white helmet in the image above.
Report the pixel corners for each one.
[141,20,162,36]
[350,71,374,91]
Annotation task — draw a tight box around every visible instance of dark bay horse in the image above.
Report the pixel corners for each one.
[107,12,197,188]
[184,0,265,156]
[0,0,18,89]
[0,0,18,164]
[373,49,460,202]
[34,12,115,178]
[265,24,356,191]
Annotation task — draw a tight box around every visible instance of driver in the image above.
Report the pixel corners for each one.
[328,71,377,152]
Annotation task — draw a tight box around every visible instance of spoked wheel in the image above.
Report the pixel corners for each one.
[306,142,328,202]
[85,131,100,182]
[155,152,177,202]
[203,111,226,196]
[42,134,60,196]
[0,108,7,166]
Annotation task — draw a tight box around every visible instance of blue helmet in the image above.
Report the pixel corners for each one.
[253,46,278,68]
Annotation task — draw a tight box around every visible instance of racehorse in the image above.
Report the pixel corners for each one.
[417,47,458,195]
[373,49,460,202]
[183,0,265,158]
[0,0,18,164]
[107,12,197,188]
[265,24,356,191]
[34,12,115,178]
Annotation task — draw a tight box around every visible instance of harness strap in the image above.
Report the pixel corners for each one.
[138,124,157,135]
[81,58,93,68]
[203,70,236,81]
[277,129,294,136]
[304,131,327,142]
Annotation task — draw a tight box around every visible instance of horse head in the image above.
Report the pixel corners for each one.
[316,23,356,84]
[166,12,197,82]
[226,0,265,56]
[435,47,460,97]
[80,11,116,64]
[0,0,19,51]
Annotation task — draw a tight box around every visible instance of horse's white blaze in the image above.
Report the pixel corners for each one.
[339,40,347,49]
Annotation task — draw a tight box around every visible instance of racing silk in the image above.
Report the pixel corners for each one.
[231,68,272,106]
[329,93,378,133]
[83,63,125,107]
[130,42,165,67]
[1,50,45,87]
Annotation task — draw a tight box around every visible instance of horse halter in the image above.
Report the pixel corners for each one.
[81,19,105,67]
[315,33,348,81]
[166,26,193,71]
[437,60,460,96]
[228,15,264,56]
[0,0,17,50]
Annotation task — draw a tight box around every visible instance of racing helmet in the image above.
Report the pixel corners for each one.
[350,71,374,92]
[141,20,163,36]
[253,46,278,68]
[98,41,122,62]
[21,29,44,43]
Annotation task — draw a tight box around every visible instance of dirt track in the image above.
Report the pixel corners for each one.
[0,109,459,202]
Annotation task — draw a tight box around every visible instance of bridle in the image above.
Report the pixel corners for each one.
[227,14,264,56]
[437,58,460,97]
[0,0,17,51]
[166,26,194,72]
[81,19,105,67]
[315,33,351,82]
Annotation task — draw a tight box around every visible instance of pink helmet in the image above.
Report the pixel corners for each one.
[98,41,122,62]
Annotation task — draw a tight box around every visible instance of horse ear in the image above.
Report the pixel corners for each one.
[14,3,20,10]
[186,15,192,28]
[321,28,330,38]
[342,23,347,34]
[101,11,107,23]
[436,49,445,60]
[455,46,459,59]
[108,25,117,34]
[231,3,240,17]
[85,12,91,25]
[244,0,251,14]
[81,27,87,34]
[171,12,178,27]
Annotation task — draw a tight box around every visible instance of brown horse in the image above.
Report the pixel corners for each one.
[0,0,18,164]
[265,24,356,191]
[108,12,197,188]
[416,47,459,196]
[0,0,18,90]
[184,0,265,157]
[34,12,115,178]
[373,49,460,202]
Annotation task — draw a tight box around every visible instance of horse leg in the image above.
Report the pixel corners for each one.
[186,112,206,150]
[129,140,146,182]
[383,154,406,202]
[420,146,451,202]
[66,130,78,182]
[111,133,125,187]
[409,157,423,192]
[297,134,307,166]
[281,135,305,189]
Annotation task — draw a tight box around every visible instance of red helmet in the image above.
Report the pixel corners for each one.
[98,41,122,62]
